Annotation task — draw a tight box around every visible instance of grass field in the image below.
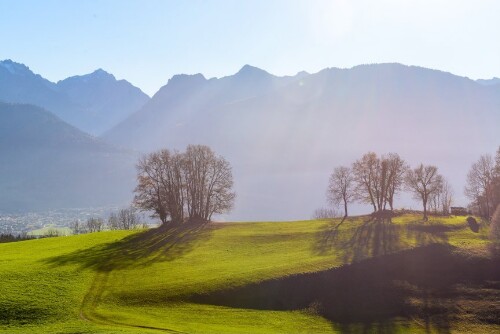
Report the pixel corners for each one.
[1,214,499,333]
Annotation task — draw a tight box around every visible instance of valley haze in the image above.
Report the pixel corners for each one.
[0,59,499,222]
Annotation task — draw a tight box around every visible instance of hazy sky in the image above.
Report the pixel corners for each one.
[1,0,499,96]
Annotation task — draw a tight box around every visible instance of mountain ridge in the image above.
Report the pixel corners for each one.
[0,59,150,135]
[1,61,499,219]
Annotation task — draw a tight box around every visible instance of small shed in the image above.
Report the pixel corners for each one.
[450,207,468,216]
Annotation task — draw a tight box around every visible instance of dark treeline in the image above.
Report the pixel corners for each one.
[0,232,36,243]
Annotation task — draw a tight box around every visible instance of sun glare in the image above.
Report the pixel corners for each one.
[308,0,353,42]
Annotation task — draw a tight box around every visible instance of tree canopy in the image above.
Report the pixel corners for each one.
[134,145,235,225]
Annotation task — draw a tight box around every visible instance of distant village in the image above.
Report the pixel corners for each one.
[0,207,120,235]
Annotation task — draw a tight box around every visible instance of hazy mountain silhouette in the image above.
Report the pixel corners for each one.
[477,77,500,86]
[104,63,500,221]
[0,59,149,134]
[0,102,137,212]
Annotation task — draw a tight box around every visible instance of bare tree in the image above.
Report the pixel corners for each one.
[118,208,140,229]
[352,152,379,212]
[490,204,500,242]
[312,207,339,219]
[440,179,454,215]
[327,166,355,218]
[108,212,119,230]
[134,150,185,224]
[465,154,495,218]
[405,164,443,220]
[134,151,170,224]
[428,187,441,214]
[86,217,104,233]
[352,152,407,213]
[163,151,186,223]
[108,208,141,230]
[493,147,500,211]
[134,145,235,225]
[428,178,453,215]
[70,220,84,234]
[384,153,408,211]
[183,145,235,222]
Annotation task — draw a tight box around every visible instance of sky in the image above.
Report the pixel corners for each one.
[1,0,499,96]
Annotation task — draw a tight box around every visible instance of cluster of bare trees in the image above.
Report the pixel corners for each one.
[134,145,235,225]
[428,179,453,216]
[313,207,340,219]
[327,152,452,220]
[71,217,104,234]
[108,208,141,230]
[70,208,143,234]
[465,147,500,219]
[351,152,408,213]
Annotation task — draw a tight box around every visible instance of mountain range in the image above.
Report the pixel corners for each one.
[0,59,149,135]
[104,63,500,220]
[1,60,499,220]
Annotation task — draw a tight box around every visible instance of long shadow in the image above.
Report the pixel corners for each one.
[0,303,53,325]
[314,217,408,263]
[404,222,461,247]
[466,217,480,233]
[314,217,459,263]
[191,244,500,333]
[44,223,214,272]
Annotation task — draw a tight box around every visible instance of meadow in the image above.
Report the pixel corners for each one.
[0,214,498,333]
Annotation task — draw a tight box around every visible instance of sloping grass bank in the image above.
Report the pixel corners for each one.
[1,214,498,333]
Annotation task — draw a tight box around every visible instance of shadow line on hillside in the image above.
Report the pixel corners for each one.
[44,223,213,272]
[313,217,456,263]
[0,303,53,325]
[191,244,500,334]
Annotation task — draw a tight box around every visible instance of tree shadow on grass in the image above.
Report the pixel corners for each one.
[404,221,462,247]
[314,218,409,263]
[191,244,500,333]
[44,223,214,272]
[0,303,53,326]
[466,217,480,233]
[314,217,459,263]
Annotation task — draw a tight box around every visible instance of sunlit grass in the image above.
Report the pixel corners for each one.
[0,214,497,333]
[27,225,72,236]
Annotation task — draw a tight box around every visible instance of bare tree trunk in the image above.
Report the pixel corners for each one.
[344,198,348,218]
[423,198,428,221]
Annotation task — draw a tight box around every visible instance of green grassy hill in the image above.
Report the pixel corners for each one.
[1,214,499,333]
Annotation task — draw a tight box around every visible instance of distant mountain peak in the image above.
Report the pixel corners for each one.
[235,64,272,78]
[294,70,309,79]
[151,73,207,99]
[167,73,206,87]
[0,59,149,135]
[0,59,33,76]
[60,68,116,84]
[90,68,114,78]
